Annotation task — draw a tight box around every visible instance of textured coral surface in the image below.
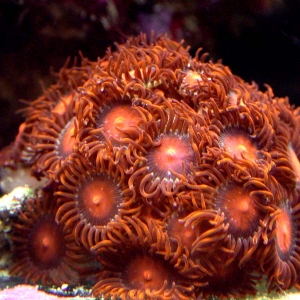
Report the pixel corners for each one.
[1,34,300,299]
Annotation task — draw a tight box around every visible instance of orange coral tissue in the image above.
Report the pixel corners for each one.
[1,33,300,299]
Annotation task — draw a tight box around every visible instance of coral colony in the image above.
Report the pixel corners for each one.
[1,33,300,299]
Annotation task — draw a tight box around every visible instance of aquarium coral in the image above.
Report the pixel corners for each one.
[1,33,300,299]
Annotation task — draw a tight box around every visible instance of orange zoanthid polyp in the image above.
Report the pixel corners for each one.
[52,93,74,115]
[32,220,62,267]
[276,208,292,258]
[226,192,255,232]
[80,176,122,225]
[126,255,170,290]
[183,70,203,87]
[288,144,300,184]
[221,131,257,161]
[59,119,76,158]
[149,135,194,179]
[103,104,141,140]
[166,215,196,252]
[215,185,262,238]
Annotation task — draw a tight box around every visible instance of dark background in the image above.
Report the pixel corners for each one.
[0,0,299,150]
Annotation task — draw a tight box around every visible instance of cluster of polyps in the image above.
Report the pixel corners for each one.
[1,33,300,299]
